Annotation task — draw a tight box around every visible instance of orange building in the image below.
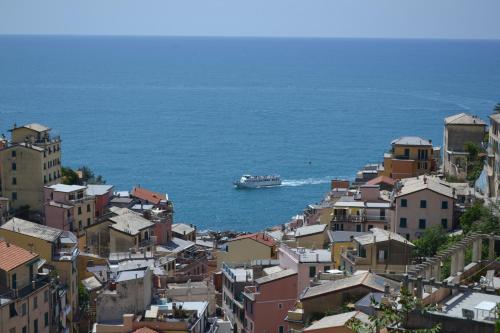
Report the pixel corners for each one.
[383,136,438,179]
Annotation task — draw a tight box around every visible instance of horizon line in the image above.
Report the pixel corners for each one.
[1,33,500,42]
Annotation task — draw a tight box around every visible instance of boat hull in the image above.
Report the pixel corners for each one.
[234,180,282,189]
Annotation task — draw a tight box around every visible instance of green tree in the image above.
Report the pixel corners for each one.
[463,141,485,182]
[413,226,449,258]
[61,166,79,185]
[78,282,89,312]
[347,287,441,333]
[78,166,106,184]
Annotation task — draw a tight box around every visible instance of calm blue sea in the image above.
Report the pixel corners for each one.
[1,36,500,231]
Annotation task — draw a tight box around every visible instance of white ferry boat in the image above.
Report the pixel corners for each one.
[234,174,282,189]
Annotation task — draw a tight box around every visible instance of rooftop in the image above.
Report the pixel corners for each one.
[172,223,195,235]
[354,228,414,246]
[81,276,103,292]
[304,311,370,331]
[439,291,500,322]
[16,123,50,132]
[366,175,396,187]
[292,248,331,263]
[85,184,114,196]
[445,113,486,125]
[131,187,167,205]
[391,136,432,146]
[231,232,275,247]
[396,176,455,198]
[255,269,296,285]
[109,209,154,236]
[295,224,326,237]
[48,183,86,193]
[301,272,400,300]
[329,231,369,243]
[116,269,146,283]
[1,218,62,242]
[222,264,253,282]
[0,240,38,272]
[157,237,195,254]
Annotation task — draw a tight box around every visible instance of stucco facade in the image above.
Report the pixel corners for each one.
[217,234,276,268]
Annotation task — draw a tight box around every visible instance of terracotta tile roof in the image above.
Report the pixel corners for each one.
[231,233,276,247]
[131,187,166,205]
[133,328,158,333]
[0,240,38,271]
[366,175,396,186]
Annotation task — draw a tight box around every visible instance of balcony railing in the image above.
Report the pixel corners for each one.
[139,237,155,248]
[332,215,365,223]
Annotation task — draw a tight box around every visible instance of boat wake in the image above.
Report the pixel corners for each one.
[281,177,332,187]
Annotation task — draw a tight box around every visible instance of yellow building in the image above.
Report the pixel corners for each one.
[0,123,62,211]
[108,209,156,253]
[293,224,329,249]
[383,136,437,179]
[328,231,365,269]
[0,218,79,332]
[217,233,276,268]
[0,240,52,333]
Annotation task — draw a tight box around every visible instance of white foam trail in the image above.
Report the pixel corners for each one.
[281,177,332,187]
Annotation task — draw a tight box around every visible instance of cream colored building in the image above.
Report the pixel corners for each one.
[0,123,61,211]
[0,240,52,333]
[108,208,156,253]
[0,218,79,332]
[217,233,276,268]
[292,224,329,249]
[391,176,455,240]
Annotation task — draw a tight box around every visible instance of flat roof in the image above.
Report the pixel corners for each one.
[49,184,86,193]
[86,184,114,196]
[295,224,326,237]
[1,218,62,242]
[255,269,296,285]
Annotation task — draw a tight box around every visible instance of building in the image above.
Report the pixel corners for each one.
[341,228,414,274]
[292,224,329,249]
[331,185,391,232]
[172,223,196,242]
[329,231,367,270]
[279,245,335,297]
[242,268,297,333]
[217,233,276,268]
[94,301,213,333]
[131,187,172,212]
[221,264,254,333]
[365,175,396,191]
[391,176,456,240]
[0,240,52,333]
[443,113,486,179]
[108,209,156,253]
[289,272,399,328]
[0,123,62,211]
[383,136,438,179]
[44,183,96,236]
[0,218,79,332]
[303,311,370,333]
[96,268,153,323]
[85,184,114,218]
[487,104,500,198]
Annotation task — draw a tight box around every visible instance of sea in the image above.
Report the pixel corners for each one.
[1,36,500,231]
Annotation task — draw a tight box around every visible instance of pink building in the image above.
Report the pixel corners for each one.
[279,244,334,297]
[85,184,114,218]
[243,269,298,333]
[44,184,95,234]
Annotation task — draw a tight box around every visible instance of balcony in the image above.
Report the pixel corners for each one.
[139,237,155,248]
[2,275,51,300]
[332,214,389,224]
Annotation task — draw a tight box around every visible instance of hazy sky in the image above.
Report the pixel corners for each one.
[1,0,500,39]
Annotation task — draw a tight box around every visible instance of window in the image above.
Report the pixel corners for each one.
[78,207,82,215]
[12,177,16,185]
[12,162,16,170]
[356,225,361,232]
[441,219,448,229]
[33,319,38,333]
[44,175,47,184]
[22,303,26,316]
[419,219,426,229]
[309,266,316,278]
[11,150,16,157]
[87,218,91,226]
[279,326,284,333]
[400,199,407,207]
[22,326,26,333]
[324,266,330,272]
[404,148,410,157]
[278,303,283,309]
[78,221,82,230]
[399,218,407,228]
[87,204,91,212]
[12,273,17,289]
[33,296,38,309]
[12,192,17,201]
[420,200,427,208]
[368,224,373,230]
[44,290,49,303]
[406,234,410,240]
[9,303,17,317]
[44,312,49,327]
[442,201,448,209]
